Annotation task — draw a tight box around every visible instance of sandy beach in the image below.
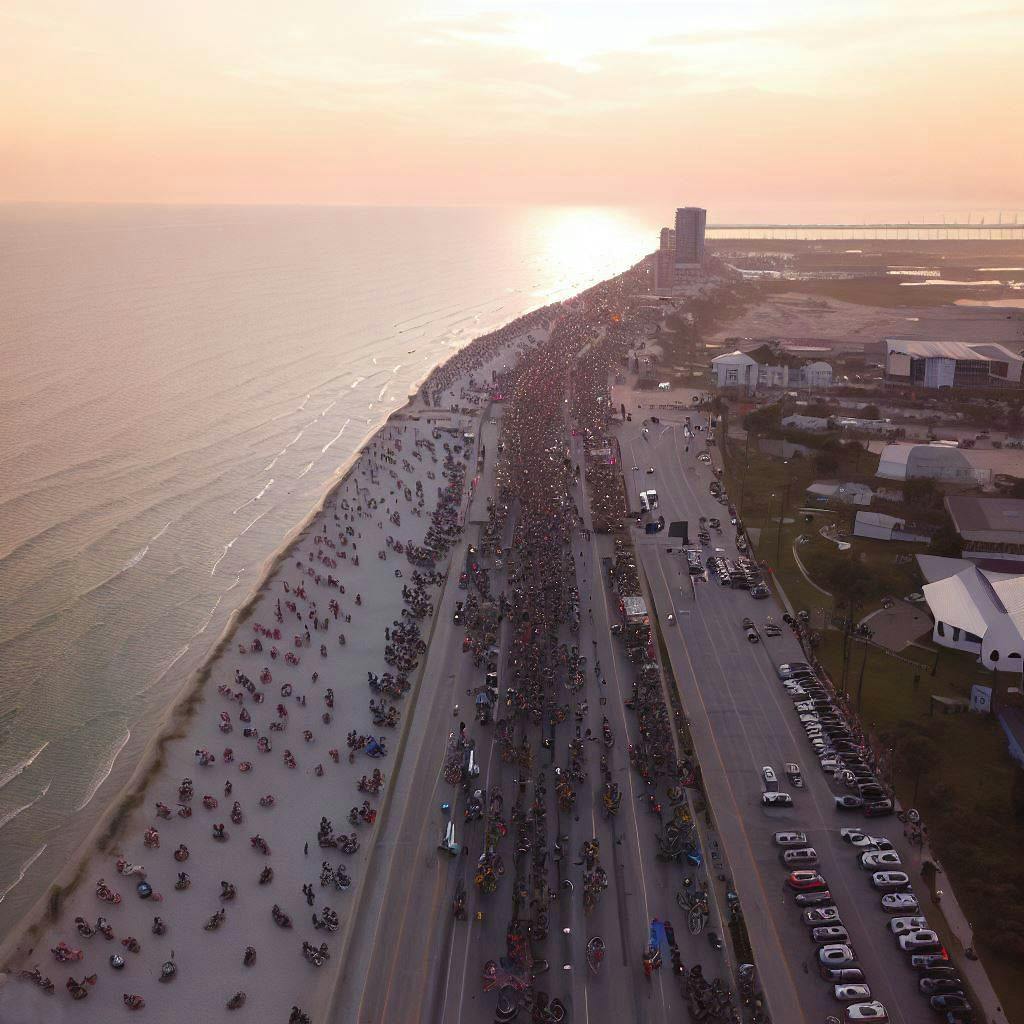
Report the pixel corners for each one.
[0,314,551,1023]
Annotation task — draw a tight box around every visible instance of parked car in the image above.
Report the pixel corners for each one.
[844,1002,888,1022]
[881,892,919,913]
[919,977,963,995]
[888,916,928,937]
[834,984,872,1002]
[872,871,911,891]
[782,848,819,869]
[813,926,851,945]
[898,930,941,952]
[796,889,834,907]
[818,944,857,967]
[919,966,960,982]
[821,967,865,983]
[910,951,951,970]
[929,995,971,1013]
[861,850,902,871]
[777,662,812,678]
[787,870,828,891]
[803,906,842,925]
[835,795,865,811]
[864,799,894,817]
[774,831,808,847]
[762,792,793,807]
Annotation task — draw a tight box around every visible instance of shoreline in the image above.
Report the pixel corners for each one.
[0,302,557,994]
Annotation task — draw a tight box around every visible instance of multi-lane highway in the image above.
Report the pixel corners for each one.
[616,397,937,1024]
[336,407,737,1024]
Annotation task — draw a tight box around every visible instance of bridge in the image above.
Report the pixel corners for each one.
[707,222,1024,240]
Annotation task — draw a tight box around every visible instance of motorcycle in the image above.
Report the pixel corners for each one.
[123,993,145,1011]
[602,716,614,749]
[220,881,237,901]
[18,965,55,993]
[272,904,293,929]
[259,866,274,885]
[160,959,177,982]
[586,936,606,974]
[174,872,191,891]
[231,801,244,824]
[250,834,270,855]
[302,940,330,967]
[243,946,256,967]
[51,942,84,963]
[115,857,146,878]
[204,909,226,931]
[174,844,190,862]
[143,827,160,848]
[227,992,247,1010]
[259,794,275,808]
[95,879,122,904]
[66,974,97,1000]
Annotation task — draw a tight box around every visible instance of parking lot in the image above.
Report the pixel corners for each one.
[618,407,956,1024]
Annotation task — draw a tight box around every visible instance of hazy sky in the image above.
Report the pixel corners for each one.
[2,0,1022,215]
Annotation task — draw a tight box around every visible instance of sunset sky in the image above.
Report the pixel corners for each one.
[2,0,1022,216]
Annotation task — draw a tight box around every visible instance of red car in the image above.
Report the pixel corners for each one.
[787,870,828,892]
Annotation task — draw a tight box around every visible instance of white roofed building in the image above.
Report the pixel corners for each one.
[918,558,1024,672]
[885,338,1024,390]
[876,443,992,486]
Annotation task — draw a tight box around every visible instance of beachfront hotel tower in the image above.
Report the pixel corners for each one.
[674,207,707,268]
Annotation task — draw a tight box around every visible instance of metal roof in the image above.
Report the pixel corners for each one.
[885,338,1018,362]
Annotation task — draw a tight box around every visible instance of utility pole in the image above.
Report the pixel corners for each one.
[855,629,873,711]
[738,431,753,515]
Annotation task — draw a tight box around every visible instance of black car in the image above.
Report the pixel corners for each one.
[864,799,894,818]
[453,601,464,625]
[930,995,971,1013]
[795,889,833,907]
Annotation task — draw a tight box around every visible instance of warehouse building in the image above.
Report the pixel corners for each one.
[884,338,1023,390]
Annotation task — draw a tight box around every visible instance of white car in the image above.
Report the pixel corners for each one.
[881,892,919,913]
[844,1002,888,1022]
[777,662,811,678]
[761,765,779,791]
[898,929,941,951]
[835,984,872,1002]
[888,916,928,937]
[872,871,910,891]
[818,943,857,967]
[860,850,902,871]
[845,833,893,850]
[761,792,792,807]
[774,831,808,847]
[804,906,841,925]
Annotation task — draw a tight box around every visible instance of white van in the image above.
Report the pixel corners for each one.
[638,492,650,514]
[646,489,659,509]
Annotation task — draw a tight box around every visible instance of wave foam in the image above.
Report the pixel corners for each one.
[0,780,51,832]
[0,741,50,792]
[74,730,130,812]
[0,843,47,904]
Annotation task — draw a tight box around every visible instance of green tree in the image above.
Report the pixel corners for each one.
[904,478,940,511]
[814,451,840,475]
[928,517,962,557]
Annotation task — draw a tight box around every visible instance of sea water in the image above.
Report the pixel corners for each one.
[0,203,654,928]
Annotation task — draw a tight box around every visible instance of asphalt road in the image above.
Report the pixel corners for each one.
[618,402,937,1024]
[336,413,736,1023]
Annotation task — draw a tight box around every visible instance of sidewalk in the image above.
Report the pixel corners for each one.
[913,836,1008,1024]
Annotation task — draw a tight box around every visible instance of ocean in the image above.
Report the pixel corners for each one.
[0,203,655,929]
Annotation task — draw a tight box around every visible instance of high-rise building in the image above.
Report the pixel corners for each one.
[674,207,706,268]
[655,227,675,291]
